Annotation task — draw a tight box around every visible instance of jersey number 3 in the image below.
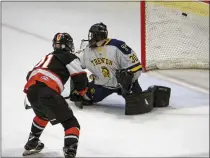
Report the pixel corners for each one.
[129,54,138,63]
[35,54,53,68]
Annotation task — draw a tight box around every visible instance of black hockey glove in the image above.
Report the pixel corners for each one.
[69,91,82,102]
[69,88,88,102]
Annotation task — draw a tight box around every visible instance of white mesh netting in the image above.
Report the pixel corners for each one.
[144,2,209,70]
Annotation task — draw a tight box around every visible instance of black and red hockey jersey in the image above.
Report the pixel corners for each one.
[24,50,88,95]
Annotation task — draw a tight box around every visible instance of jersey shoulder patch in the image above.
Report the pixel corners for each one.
[106,39,132,54]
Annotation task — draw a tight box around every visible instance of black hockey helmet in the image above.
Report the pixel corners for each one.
[88,22,108,48]
[53,32,75,52]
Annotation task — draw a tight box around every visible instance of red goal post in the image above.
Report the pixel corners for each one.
[140,1,209,72]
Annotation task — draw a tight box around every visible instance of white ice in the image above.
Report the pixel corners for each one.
[2,2,209,157]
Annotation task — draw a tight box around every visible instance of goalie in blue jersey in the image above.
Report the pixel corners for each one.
[69,22,171,114]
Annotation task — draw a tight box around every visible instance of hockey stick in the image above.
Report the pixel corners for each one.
[64,96,70,99]
[25,104,32,110]
[25,96,79,110]
[24,96,32,110]
[25,96,70,110]
[64,96,83,109]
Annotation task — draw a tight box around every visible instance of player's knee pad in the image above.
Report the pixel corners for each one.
[48,107,74,126]
[124,90,155,115]
[38,88,75,125]
[33,108,49,121]
[61,115,80,131]
[147,85,171,107]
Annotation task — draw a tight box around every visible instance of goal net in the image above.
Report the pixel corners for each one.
[140,1,209,71]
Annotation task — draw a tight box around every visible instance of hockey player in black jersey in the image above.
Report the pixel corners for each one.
[23,33,88,158]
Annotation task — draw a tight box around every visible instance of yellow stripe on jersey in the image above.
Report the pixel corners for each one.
[104,38,112,46]
[130,64,142,72]
[95,39,112,53]
[126,63,142,73]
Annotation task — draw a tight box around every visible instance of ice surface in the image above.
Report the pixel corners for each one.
[2,2,209,157]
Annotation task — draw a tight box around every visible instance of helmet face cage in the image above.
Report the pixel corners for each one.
[88,23,108,47]
[53,33,75,52]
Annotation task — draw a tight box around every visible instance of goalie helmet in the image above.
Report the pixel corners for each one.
[88,22,108,48]
[53,33,75,52]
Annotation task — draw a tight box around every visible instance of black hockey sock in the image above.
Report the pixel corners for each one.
[31,116,48,138]
[61,116,80,147]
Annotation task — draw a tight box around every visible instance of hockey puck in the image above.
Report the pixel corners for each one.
[182,12,188,17]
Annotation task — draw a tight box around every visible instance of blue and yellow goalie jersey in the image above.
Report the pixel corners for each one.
[79,38,142,88]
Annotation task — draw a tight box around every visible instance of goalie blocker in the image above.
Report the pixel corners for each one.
[124,85,171,115]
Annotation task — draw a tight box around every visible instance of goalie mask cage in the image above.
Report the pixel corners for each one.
[140,1,209,72]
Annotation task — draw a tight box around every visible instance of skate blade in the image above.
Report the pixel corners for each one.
[22,149,42,156]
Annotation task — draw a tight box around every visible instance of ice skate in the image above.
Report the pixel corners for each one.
[63,143,78,158]
[22,133,44,156]
[81,99,93,106]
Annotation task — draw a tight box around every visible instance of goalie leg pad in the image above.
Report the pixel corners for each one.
[124,90,155,115]
[147,85,171,107]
